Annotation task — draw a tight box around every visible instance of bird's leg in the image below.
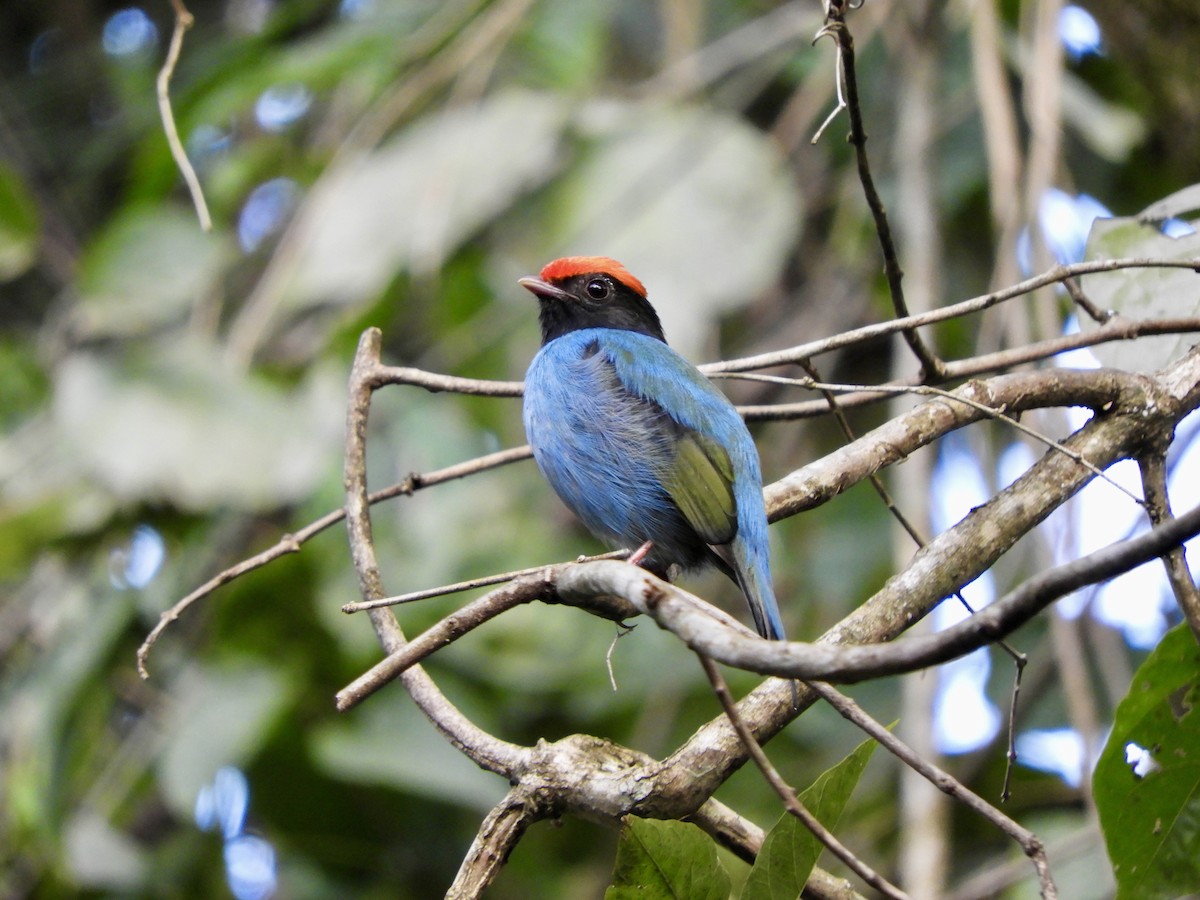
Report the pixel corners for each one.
[627,540,655,567]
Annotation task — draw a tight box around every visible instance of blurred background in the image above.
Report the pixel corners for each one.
[1,0,1198,896]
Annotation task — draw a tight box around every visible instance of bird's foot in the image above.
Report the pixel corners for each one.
[627,540,655,566]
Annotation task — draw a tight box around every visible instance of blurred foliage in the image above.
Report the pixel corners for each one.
[0,0,1197,897]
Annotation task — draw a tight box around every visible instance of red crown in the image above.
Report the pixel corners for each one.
[539,256,647,298]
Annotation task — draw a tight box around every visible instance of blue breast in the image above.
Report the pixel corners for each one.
[523,328,757,571]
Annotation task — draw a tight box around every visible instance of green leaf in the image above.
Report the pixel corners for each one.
[0,161,40,282]
[606,816,731,900]
[742,734,881,900]
[1094,624,1200,900]
[1081,216,1200,373]
[75,205,230,338]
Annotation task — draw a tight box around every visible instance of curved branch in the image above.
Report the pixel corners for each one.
[343,328,525,777]
[156,0,211,231]
[447,787,548,900]
[553,499,1200,683]
[335,362,1182,707]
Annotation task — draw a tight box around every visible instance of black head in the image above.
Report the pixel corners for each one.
[519,256,666,345]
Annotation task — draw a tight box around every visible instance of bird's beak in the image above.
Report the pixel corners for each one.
[518,275,573,302]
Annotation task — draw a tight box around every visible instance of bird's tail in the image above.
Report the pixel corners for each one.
[729,536,786,641]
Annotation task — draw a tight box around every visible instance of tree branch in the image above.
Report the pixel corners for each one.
[136,443,530,677]
[820,0,945,380]
[447,787,547,900]
[809,683,1057,899]
[700,656,908,899]
[554,499,1200,683]
[343,327,524,776]
[156,0,211,231]
[1138,451,1200,641]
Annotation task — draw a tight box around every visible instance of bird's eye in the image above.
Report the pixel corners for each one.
[585,278,610,300]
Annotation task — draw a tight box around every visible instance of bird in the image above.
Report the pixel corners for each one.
[519,256,785,641]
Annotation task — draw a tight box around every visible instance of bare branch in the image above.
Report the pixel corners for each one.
[1138,452,1200,641]
[156,0,211,231]
[1062,275,1111,324]
[343,327,524,776]
[136,443,530,676]
[706,258,1200,377]
[741,315,1200,421]
[367,364,522,397]
[810,683,1057,899]
[447,787,546,900]
[729,371,1147,507]
[700,656,908,899]
[792,359,1030,798]
[764,366,1151,521]
[342,550,627,613]
[554,499,1200,683]
[819,1,945,380]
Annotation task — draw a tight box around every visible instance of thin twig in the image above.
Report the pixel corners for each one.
[698,655,909,900]
[1138,452,1200,641]
[808,683,1058,899]
[821,1,945,380]
[605,622,635,692]
[797,359,1030,798]
[335,567,643,712]
[810,28,846,143]
[551,499,1200,684]
[367,364,523,396]
[156,0,211,231]
[1062,275,1111,324]
[727,371,1147,508]
[704,257,1200,376]
[1000,651,1027,803]
[136,444,530,676]
[342,550,627,612]
[739,315,1200,421]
